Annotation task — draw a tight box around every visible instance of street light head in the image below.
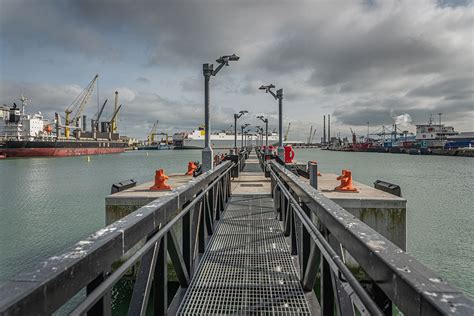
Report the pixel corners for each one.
[228,54,240,61]
[259,84,276,93]
[235,110,248,119]
[216,54,240,65]
[257,115,268,123]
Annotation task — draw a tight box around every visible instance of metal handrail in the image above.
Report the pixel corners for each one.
[71,164,234,314]
[269,167,383,315]
[0,160,234,315]
[269,160,474,315]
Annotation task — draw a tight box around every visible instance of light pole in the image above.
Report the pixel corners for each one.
[255,126,262,148]
[241,123,250,150]
[234,110,248,152]
[259,84,284,160]
[257,115,269,153]
[202,54,240,172]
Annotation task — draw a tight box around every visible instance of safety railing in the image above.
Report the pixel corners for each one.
[0,161,234,315]
[268,160,474,316]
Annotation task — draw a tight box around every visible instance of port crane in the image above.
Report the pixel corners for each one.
[64,74,99,138]
[284,122,291,142]
[103,104,122,133]
[92,99,108,133]
[311,128,317,144]
[147,120,159,144]
[350,128,357,144]
[307,126,317,144]
[307,126,313,144]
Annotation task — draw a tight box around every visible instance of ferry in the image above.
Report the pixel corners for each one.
[173,127,278,149]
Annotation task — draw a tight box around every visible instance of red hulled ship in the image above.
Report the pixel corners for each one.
[0,76,127,158]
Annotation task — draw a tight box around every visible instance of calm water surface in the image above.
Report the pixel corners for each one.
[0,149,472,298]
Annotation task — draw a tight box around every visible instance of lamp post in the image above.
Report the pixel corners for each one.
[257,115,269,154]
[255,126,261,148]
[256,127,264,150]
[241,123,250,150]
[234,110,248,153]
[259,84,283,160]
[202,54,240,172]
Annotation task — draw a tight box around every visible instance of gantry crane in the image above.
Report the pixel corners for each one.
[64,74,99,138]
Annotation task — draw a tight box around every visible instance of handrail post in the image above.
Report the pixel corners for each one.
[308,162,318,190]
[300,203,312,285]
[87,272,111,316]
[154,234,167,315]
[182,202,192,277]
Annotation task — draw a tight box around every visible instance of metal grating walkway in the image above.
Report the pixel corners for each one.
[177,194,311,315]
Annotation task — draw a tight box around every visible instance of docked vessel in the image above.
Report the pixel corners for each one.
[173,127,278,149]
[0,76,127,158]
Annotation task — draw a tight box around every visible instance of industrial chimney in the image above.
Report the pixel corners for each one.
[323,115,326,144]
[328,114,331,144]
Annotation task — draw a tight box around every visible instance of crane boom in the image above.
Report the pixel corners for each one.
[64,74,99,138]
[148,120,159,143]
[108,104,122,124]
[284,122,291,141]
[311,128,317,143]
[95,99,108,122]
[92,99,108,132]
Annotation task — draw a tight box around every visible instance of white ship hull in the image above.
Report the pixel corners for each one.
[173,129,279,149]
[176,138,278,149]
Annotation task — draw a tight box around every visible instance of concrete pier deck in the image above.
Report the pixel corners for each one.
[105,173,193,224]
[304,173,407,249]
[177,154,313,314]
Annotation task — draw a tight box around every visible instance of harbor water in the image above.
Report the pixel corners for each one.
[0,149,472,299]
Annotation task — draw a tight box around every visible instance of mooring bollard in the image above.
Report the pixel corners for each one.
[150,169,172,191]
[335,169,358,192]
[186,161,197,175]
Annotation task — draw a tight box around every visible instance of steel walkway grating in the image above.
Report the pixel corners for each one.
[177,195,311,315]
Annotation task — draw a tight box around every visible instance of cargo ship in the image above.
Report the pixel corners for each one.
[173,127,278,149]
[0,76,127,158]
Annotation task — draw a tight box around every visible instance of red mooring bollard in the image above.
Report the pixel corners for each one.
[150,169,171,191]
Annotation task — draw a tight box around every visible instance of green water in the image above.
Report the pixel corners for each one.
[0,149,472,299]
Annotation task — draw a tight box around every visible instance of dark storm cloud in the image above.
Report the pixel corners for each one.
[0,1,121,59]
[1,0,473,137]
[407,77,474,100]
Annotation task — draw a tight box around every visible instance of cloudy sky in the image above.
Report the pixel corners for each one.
[1,0,473,140]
